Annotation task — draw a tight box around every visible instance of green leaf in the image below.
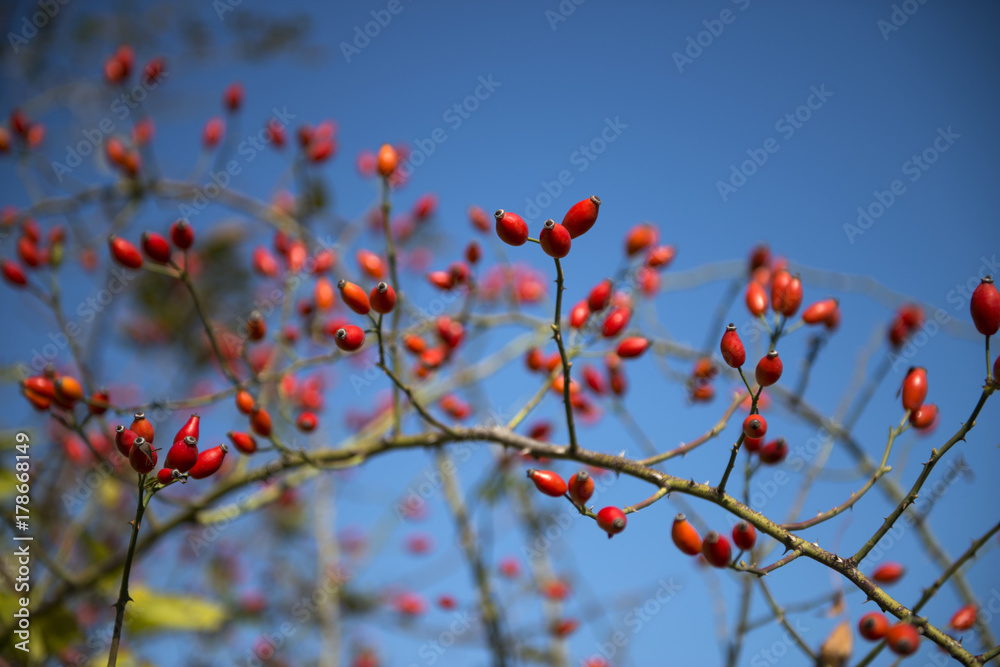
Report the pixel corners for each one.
[126,586,227,634]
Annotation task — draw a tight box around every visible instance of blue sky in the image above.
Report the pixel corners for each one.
[1,0,999,665]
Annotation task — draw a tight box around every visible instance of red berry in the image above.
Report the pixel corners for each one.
[886,623,920,656]
[338,280,371,315]
[436,316,464,349]
[758,438,787,464]
[971,276,1000,336]
[743,414,767,439]
[203,117,225,148]
[188,444,229,479]
[465,241,481,264]
[602,307,631,338]
[539,219,572,258]
[228,431,258,454]
[771,271,802,317]
[701,531,732,567]
[732,522,756,551]
[376,144,398,177]
[901,367,928,412]
[173,413,200,443]
[871,562,905,584]
[568,471,594,505]
[858,611,889,641]
[53,376,84,407]
[170,219,194,249]
[335,325,366,352]
[720,324,745,368]
[802,298,838,325]
[141,232,171,263]
[645,245,675,269]
[617,337,649,359]
[909,403,938,430]
[428,270,455,290]
[297,411,318,432]
[569,300,590,328]
[2,259,27,286]
[250,406,272,437]
[468,205,490,232]
[755,350,783,387]
[235,390,255,415]
[671,513,702,556]
[88,389,110,415]
[356,249,386,281]
[596,507,627,538]
[156,468,179,485]
[527,469,567,497]
[115,425,139,457]
[561,195,601,239]
[743,435,763,453]
[624,223,657,256]
[745,281,768,317]
[130,412,155,444]
[950,604,977,631]
[588,280,613,312]
[164,436,199,473]
[17,237,39,267]
[252,246,279,277]
[370,282,397,314]
[108,235,143,269]
[128,437,157,474]
[494,209,528,246]
[223,81,243,111]
[582,365,605,394]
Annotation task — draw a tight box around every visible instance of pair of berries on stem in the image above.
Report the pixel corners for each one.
[720,324,783,387]
[526,468,625,538]
[857,612,921,656]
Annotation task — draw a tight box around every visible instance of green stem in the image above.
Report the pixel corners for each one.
[107,476,149,667]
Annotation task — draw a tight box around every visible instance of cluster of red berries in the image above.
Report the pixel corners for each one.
[2,218,66,288]
[671,514,757,568]
[19,369,108,415]
[526,468,626,538]
[494,195,601,258]
[0,109,45,154]
[108,218,195,270]
[115,412,227,483]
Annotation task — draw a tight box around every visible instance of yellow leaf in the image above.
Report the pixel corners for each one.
[818,620,853,667]
[125,586,227,635]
